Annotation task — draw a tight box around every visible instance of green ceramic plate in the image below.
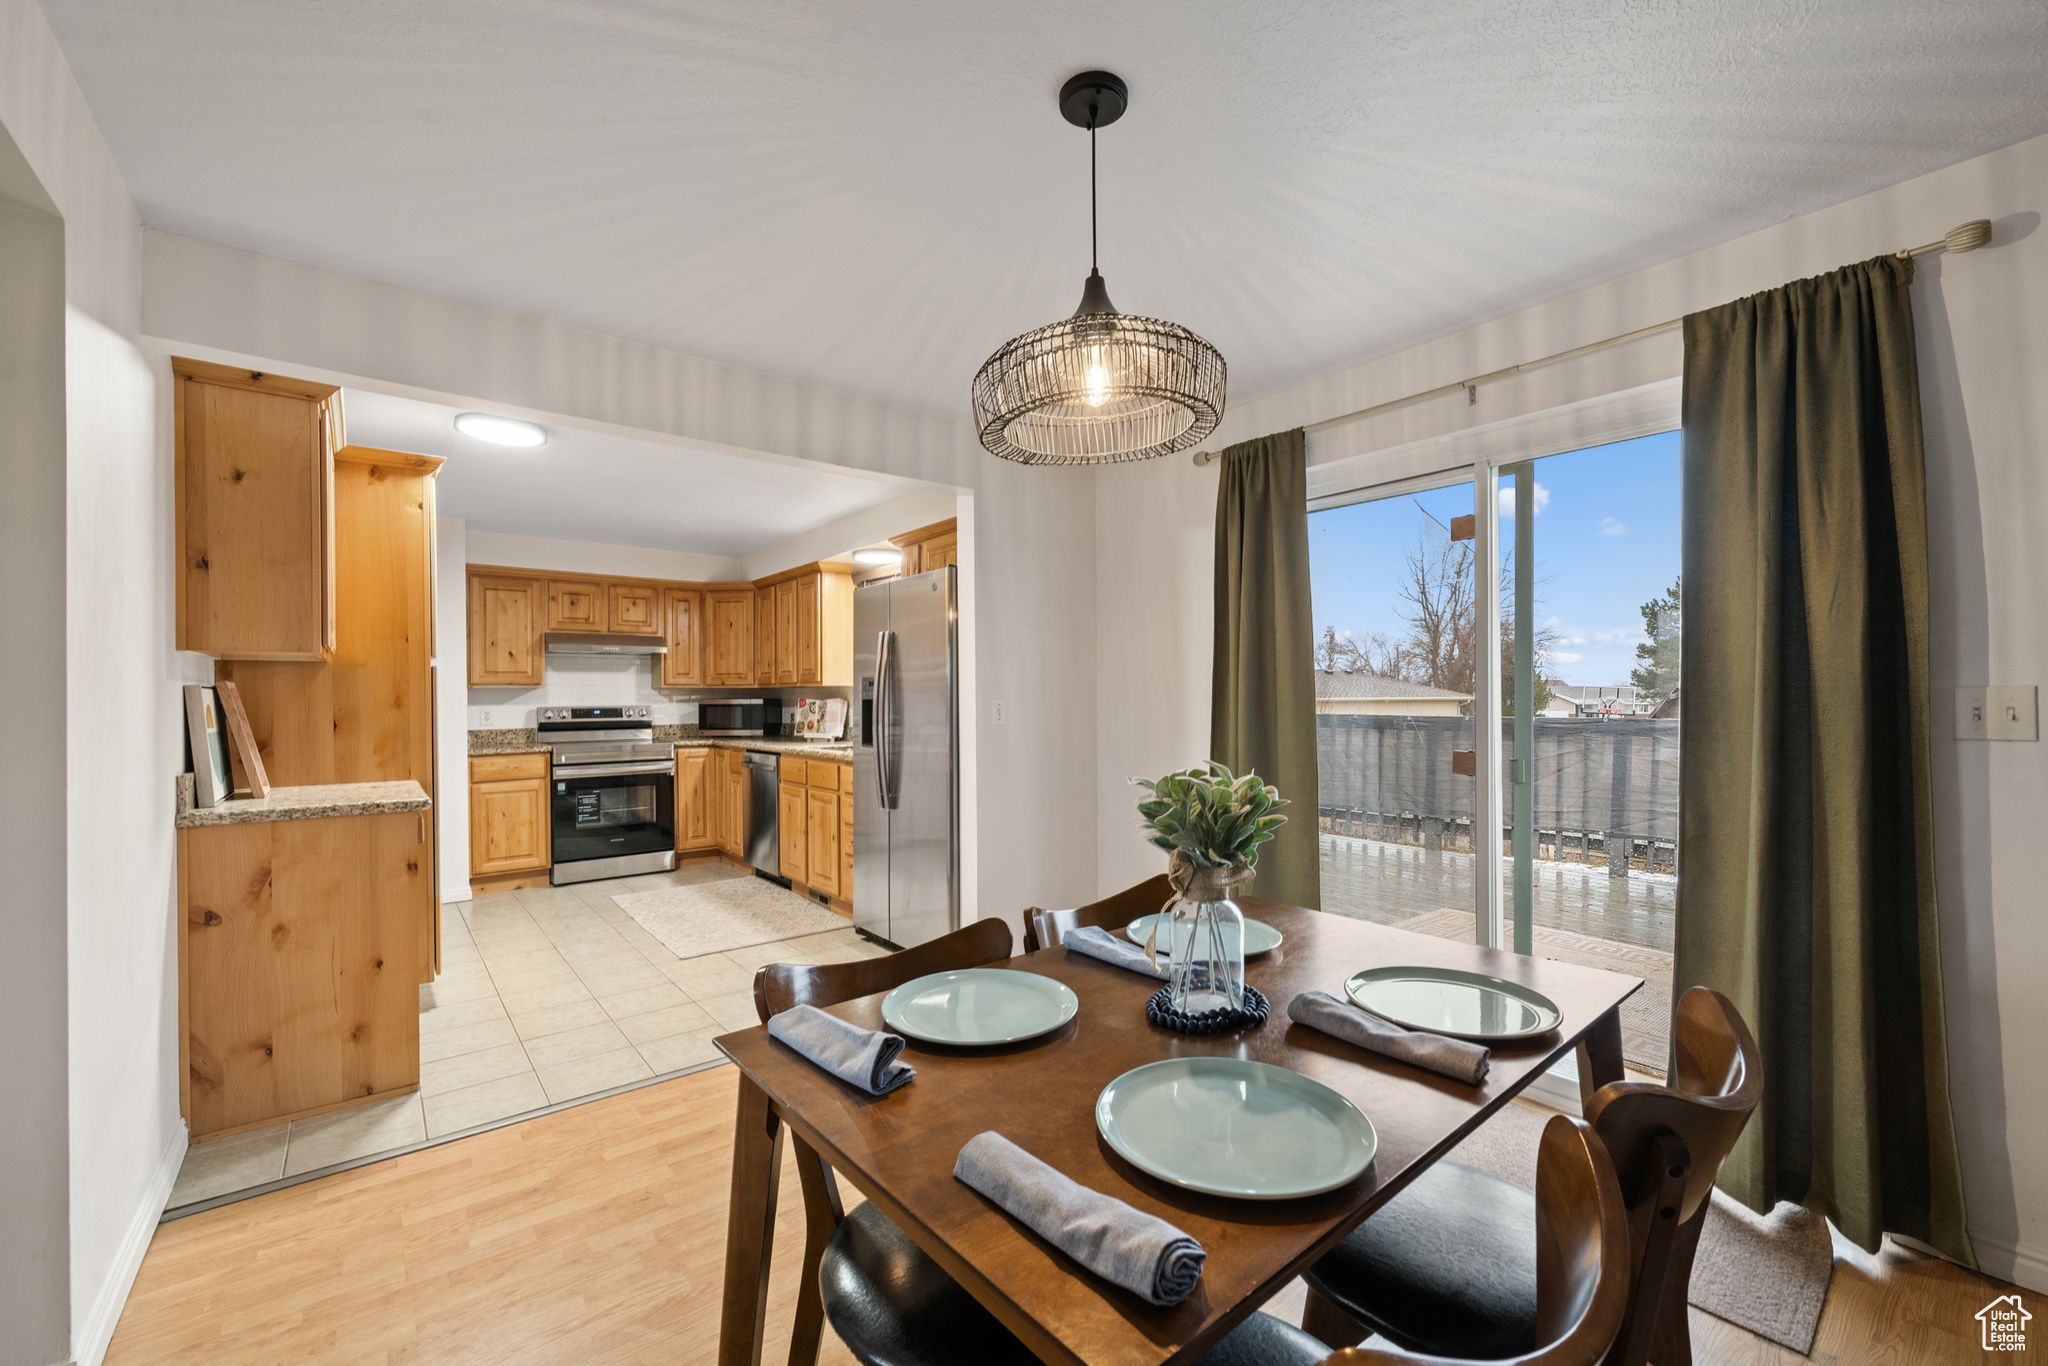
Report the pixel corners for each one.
[880,969,1079,1046]
[1124,914,1284,958]
[1342,965,1562,1042]
[1095,1058,1377,1200]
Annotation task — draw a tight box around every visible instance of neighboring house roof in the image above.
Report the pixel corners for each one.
[1314,670,1472,702]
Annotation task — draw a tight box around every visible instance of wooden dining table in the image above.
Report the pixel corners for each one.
[715,900,1642,1366]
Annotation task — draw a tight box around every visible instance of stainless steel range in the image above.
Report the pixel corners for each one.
[540,706,676,885]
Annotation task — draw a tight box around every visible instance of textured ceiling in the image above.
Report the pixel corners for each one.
[45,1,2048,418]
[342,390,907,553]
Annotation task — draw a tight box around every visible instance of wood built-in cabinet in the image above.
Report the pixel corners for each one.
[891,517,959,577]
[175,357,345,660]
[660,588,703,688]
[216,446,445,980]
[674,746,716,852]
[778,754,853,910]
[469,753,551,876]
[719,749,747,857]
[469,574,545,686]
[463,561,852,688]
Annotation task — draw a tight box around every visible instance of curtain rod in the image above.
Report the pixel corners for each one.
[1190,218,1992,466]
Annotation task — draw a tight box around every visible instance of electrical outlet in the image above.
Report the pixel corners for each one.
[993,699,1007,726]
[479,706,496,728]
[1956,686,2038,741]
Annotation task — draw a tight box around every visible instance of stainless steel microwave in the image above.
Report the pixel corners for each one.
[699,698,775,737]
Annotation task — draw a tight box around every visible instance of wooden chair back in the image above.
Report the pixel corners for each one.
[1585,986,1762,1223]
[752,917,1015,1023]
[1320,1114,1631,1366]
[1021,874,1174,953]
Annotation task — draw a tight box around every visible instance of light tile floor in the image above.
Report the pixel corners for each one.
[167,861,889,1210]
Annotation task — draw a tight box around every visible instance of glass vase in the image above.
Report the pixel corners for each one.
[1167,895,1246,1016]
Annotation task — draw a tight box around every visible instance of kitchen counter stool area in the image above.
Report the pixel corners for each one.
[164,863,891,1212]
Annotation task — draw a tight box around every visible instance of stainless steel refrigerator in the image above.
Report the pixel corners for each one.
[853,566,958,949]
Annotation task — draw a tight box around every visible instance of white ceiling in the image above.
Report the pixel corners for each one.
[45,2,2048,419]
[341,389,910,555]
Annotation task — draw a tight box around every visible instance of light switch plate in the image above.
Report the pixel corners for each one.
[1956,686,2037,741]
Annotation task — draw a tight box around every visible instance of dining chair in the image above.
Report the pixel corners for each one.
[1020,872,1174,952]
[751,917,1020,1366]
[1300,987,1763,1366]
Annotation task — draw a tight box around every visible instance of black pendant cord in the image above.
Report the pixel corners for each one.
[1089,113,1098,273]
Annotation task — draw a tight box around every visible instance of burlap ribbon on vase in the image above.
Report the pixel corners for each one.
[1146,853,1256,964]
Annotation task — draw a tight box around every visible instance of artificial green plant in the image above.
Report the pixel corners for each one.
[1130,761,1288,869]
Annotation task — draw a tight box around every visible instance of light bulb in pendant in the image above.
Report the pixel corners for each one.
[1084,348,1111,408]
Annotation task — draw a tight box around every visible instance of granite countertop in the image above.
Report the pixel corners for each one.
[683,737,854,758]
[469,728,550,755]
[176,772,432,828]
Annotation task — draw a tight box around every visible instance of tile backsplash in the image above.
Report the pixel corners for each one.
[465,653,849,731]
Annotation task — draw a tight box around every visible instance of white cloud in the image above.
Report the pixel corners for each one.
[1551,651,1583,663]
[1497,481,1550,520]
[1598,517,1628,536]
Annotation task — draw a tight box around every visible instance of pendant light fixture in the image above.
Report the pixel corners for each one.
[972,71,1226,465]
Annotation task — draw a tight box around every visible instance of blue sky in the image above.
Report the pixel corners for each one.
[1307,431,1681,687]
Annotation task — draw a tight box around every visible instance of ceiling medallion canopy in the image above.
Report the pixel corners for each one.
[972,71,1226,466]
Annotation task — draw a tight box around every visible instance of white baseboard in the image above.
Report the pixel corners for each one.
[73,1117,187,1366]
[442,882,473,903]
[1971,1227,2048,1294]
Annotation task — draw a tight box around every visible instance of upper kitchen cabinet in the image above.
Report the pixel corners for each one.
[174,357,343,660]
[755,587,775,686]
[705,587,756,685]
[660,586,704,687]
[891,518,958,576]
[755,564,854,686]
[608,581,661,635]
[468,572,545,686]
[547,578,603,631]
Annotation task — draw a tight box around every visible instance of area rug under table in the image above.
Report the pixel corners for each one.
[612,877,850,959]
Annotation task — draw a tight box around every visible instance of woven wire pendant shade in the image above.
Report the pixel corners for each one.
[972,310,1226,465]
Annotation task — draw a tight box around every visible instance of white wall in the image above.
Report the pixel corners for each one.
[433,517,471,904]
[739,486,960,582]
[1,3,188,1362]
[1094,133,2048,1290]
[146,233,1106,937]
[464,528,741,583]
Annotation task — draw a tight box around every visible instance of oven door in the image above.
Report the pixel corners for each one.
[551,761,676,866]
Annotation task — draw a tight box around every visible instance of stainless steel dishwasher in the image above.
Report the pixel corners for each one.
[744,750,782,878]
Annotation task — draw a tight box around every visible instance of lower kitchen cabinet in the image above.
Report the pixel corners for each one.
[469,753,550,877]
[776,754,852,909]
[717,748,748,857]
[779,779,807,881]
[675,746,716,852]
[179,807,425,1140]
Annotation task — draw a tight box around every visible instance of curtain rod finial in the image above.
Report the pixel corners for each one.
[1193,449,1216,466]
[1946,220,1993,254]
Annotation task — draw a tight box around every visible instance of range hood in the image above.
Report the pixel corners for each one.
[545,632,668,656]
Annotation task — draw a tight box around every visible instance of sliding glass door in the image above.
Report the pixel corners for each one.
[1309,432,1680,1072]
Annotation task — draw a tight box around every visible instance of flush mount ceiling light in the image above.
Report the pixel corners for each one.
[853,547,904,566]
[971,71,1226,466]
[453,412,547,447]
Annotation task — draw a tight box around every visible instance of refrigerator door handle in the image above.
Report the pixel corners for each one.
[875,628,899,810]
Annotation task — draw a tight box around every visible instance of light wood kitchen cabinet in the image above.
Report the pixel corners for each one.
[660,587,703,688]
[773,579,798,685]
[796,573,822,683]
[468,573,544,686]
[469,753,550,876]
[755,587,775,686]
[718,748,748,856]
[891,518,959,577]
[547,578,604,631]
[607,581,661,635]
[218,447,445,979]
[706,588,755,685]
[779,778,808,882]
[175,357,343,661]
[179,807,425,1141]
[675,747,717,852]
[805,785,841,898]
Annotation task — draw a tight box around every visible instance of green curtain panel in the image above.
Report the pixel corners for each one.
[1675,254,1973,1265]
[1211,428,1321,909]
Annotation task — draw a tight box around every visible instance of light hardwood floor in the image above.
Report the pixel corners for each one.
[108,1065,2021,1364]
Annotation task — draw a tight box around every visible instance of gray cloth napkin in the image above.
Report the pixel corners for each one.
[1062,925,1171,979]
[1288,990,1491,1086]
[767,1004,914,1095]
[954,1131,1205,1307]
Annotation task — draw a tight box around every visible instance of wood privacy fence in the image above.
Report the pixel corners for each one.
[1315,715,1679,875]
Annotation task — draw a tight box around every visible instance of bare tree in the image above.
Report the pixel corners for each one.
[1316,626,1409,678]
[1397,530,1476,694]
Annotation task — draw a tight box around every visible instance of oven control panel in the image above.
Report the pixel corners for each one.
[538,706,651,723]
